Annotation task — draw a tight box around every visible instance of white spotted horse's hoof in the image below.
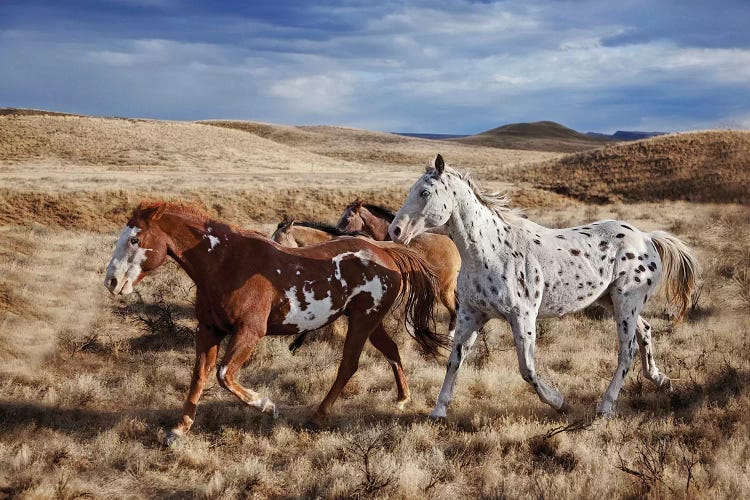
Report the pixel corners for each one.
[660,377,674,393]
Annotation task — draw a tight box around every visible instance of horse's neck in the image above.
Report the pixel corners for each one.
[161,214,245,289]
[362,210,391,240]
[445,179,529,263]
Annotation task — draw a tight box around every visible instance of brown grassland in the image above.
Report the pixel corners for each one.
[0,111,749,499]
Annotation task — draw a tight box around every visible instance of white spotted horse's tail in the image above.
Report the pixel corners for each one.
[650,230,700,321]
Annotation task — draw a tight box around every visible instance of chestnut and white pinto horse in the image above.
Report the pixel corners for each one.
[389,155,699,418]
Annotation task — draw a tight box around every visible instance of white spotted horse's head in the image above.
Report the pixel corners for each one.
[389,154,454,244]
[104,201,170,295]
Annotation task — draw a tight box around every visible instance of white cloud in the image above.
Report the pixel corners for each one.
[267,73,357,115]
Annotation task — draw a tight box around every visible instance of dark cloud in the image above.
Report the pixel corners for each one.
[1,0,748,133]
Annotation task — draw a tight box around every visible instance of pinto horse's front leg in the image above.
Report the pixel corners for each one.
[216,322,278,418]
[166,323,221,445]
[430,308,485,419]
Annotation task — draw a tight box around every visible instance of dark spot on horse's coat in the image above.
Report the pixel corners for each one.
[621,224,633,231]
[490,286,498,294]
[534,239,541,245]
[574,274,580,279]
[535,291,540,298]
[638,265,645,272]
[586,281,593,286]
[626,253,635,259]
[599,241,609,248]
[647,278,652,286]
[577,296,584,301]
[599,268,604,275]
[556,234,566,239]
[484,262,488,270]
[504,240,512,248]
[502,274,507,280]
[616,233,625,238]
[634,276,641,282]
[638,256,643,261]
[517,291,521,298]
[570,249,581,256]
[609,258,615,263]
[584,252,590,258]
[622,320,628,329]
[527,331,532,336]
[648,262,657,271]
[601,255,607,261]
[558,270,563,275]
[580,232,591,237]
[578,283,584,289]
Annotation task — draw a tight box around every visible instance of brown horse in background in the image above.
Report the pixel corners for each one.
[271,217,368,248]
[104,202,446,444]
[338,199,461,336]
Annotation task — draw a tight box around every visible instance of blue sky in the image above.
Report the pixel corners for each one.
[1,0,749,133]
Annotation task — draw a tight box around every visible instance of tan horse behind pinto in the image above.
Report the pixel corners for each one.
[337,199,461,337]
[271,217,369,248]
[104,201,447,444]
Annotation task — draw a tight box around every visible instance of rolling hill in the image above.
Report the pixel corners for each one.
[450,121,615,152]
[519,130,750,203]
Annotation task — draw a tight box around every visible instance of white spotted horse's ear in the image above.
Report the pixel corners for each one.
[434,154,445,175]
[426,153,445,175]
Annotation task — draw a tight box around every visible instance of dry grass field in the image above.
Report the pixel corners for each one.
[1,111,749,499]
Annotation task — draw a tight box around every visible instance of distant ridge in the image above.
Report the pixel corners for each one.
[449,121,614,152]
[586,130,665,141]
[393,132,468,140]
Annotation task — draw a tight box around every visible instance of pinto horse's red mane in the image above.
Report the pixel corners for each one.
[135,199,265,237]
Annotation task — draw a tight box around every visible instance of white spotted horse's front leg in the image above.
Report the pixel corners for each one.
[430,307,486,419]
[509,314,567,412]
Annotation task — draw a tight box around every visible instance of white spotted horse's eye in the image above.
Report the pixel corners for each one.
[420,189,431,198]
[129,237,140,245]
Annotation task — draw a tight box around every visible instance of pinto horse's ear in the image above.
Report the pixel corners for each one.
[435,154,445,175]
[353,198,364,211]
[151,204,167,221]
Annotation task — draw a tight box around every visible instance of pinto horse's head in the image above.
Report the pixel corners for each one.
[389,154,453,244]
[104,201,170,295]
[337,198,365,233]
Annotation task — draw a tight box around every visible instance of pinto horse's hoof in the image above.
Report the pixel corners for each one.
[164,430,182,447]
[303,419,322,432]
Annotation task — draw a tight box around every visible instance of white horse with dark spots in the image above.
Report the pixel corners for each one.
[389,155,699,418]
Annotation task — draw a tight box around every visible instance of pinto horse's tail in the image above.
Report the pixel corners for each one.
[650,230,700,321]
[381,246,450,356]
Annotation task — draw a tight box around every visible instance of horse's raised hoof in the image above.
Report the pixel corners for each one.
[556,400,571,415]
[288,341,301,355]
[164,430,182,447]
[660,378,674,393]
[259,398,278,419]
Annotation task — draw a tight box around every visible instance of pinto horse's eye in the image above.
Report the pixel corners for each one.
[420,189,431,198]
[129,237,140,245]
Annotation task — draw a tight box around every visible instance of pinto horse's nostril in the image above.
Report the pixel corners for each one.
[393,226,402,237]
[109,277,118,289]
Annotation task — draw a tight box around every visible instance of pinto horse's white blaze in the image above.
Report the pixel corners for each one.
[390,155,698,418]
[105,225,150,295]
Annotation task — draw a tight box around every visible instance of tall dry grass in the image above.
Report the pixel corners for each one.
[1,202,748,498]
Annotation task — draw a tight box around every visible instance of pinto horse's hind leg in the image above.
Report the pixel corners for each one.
[167,323,221,444]
[509,314,566,411]
[217,323,278,418]
[308,311,384,427]
[368,323,410,410]
[636,316,672,391]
